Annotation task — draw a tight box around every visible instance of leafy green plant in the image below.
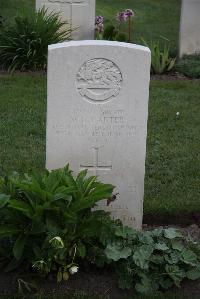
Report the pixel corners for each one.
[0,8,71,72]
[142,38,176,74]
[176,55,200,78]
[0,166,114,279]
[101,226,200,294]
[1,166,200,295]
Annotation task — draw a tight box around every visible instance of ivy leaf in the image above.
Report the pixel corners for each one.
[181,250,197,266]
[105,244,131,261]
[164,228,182,239]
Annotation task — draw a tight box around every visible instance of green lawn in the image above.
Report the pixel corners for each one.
[0,0,181,55]
[0,74,200,217]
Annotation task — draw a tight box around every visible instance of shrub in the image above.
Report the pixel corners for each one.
[0,166,114,280]
[142,38,176,74]
[0,166,200,294]
[101,226,200,294]
[0,8,71,72]
[176,55,200,78]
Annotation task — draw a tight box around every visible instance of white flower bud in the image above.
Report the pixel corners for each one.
[69,265,79,275]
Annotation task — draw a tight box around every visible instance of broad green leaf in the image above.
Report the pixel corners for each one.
[105,244,131,261]
[164,228,182,239]
[0,194,10,208]
[13,234,27,260]
[133,245,154,270]
[181,249,197,266]
[155,242,169,251]
[135,276,158,294]
[165,265,185,287]
[187,267,200,280]
[171,240,184,251]
[115,226,137,239]
[77,242,86,258]
[8,199,33,218]
[164,252,181,265]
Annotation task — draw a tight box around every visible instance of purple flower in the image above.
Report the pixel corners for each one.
[116,11,128,22]
[125,9,134,18]
[116,9,134,22]
[95,15,104,33]
[95,15,104,26]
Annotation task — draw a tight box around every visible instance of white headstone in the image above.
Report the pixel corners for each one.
[36,0,95,40]
[179,0,200,57]
[46,40,151,229]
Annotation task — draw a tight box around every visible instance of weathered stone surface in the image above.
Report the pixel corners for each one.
[36,0,95,40]
[179,0,200,57]
[46,40,151,229]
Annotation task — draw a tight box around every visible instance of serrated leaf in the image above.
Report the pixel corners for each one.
[155,242,169,251]
[164,252,181,265]
[105,244,131,261]
[164,228,182,239]
[133,245,154,270]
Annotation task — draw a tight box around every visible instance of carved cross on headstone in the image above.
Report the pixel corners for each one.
[80,147,112,176]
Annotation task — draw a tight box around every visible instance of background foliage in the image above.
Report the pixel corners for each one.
[0,9,71,71]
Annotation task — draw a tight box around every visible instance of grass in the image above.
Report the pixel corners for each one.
[0,74,200,217]
[145,80,200,216]
[0,0,181,55]
[176,55,200,78]
[0,74,46,174]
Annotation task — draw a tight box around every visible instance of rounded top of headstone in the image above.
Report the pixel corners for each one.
[48,40,151,54]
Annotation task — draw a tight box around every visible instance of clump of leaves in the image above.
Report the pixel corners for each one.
[141,38,176,74]
[176,55,200,78]
[0,165,115,280]
[0,8,71,72]
[101,226,200,294]
[0,166,200,294]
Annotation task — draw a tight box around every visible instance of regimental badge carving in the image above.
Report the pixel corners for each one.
[76,58,122,103]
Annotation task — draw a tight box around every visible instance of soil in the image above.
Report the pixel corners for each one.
[0,225,200,299]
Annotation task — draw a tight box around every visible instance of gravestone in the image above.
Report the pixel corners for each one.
[46,40,151,229]
[179,0,200,57]
[36,0,95,40]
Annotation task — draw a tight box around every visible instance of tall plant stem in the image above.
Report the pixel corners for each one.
[128,16,131,42]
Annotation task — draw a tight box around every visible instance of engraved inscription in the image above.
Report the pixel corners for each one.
[77,58,122,103]
[49,0,84,3]
[80,147,112,175]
